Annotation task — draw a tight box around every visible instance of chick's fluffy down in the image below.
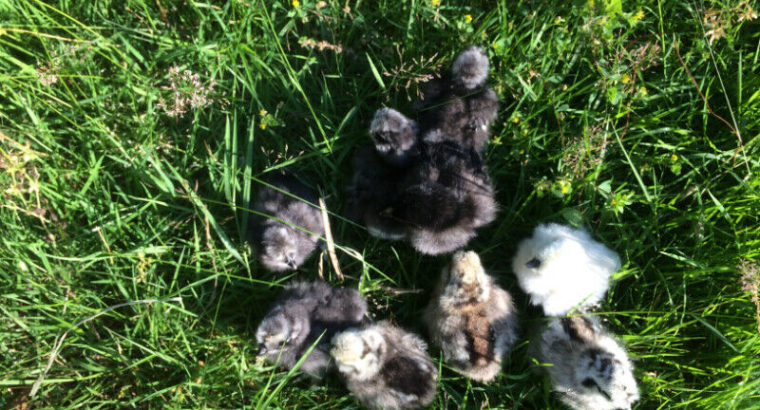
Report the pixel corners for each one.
[512,223,621,316]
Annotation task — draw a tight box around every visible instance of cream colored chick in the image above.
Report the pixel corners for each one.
[424,251,518,383]
[512,223,621,316]
[330,321,438,410]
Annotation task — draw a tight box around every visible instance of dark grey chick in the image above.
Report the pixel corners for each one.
[248,171,323,272]
[424,251,518,383]
[346,145,409,241]
[393,141,497,255]
[256,281,368,379]
[534,316,640,410]
[369,107,421,168]
[330,321,438,410]
[416,46,499,154]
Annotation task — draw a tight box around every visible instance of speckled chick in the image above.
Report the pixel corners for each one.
[256,281,368,379]
[248,172,324,272]
[416,45,499,154]
[512,223,621,316]
[424,251,518,383]
[330,321,438,410]
[534,316,639,410]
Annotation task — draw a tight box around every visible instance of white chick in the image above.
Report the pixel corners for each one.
[248,171,324,272]
[535,316,639,410]
[256,281,368,379]
[512,223,621,316]
[424,251,518,383]
[330,321,438,410]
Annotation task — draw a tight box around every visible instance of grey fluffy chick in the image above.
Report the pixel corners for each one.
[534,316,639,410]
[424,251,518,383]
[256,281,368,379]
[416,46,499,154]
[331,321,438,410]
[248,171,323,272]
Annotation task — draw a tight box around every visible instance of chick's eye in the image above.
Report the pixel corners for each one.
[526,258,541,268]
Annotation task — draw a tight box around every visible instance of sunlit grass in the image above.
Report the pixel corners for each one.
[1,0,759,408]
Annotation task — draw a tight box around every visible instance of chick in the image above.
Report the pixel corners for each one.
[512,223,621,316]
[534,316,639,410]
[248,171,324,272]
[424,251,518,383]
[330,321,438,410]
[416,46,499,154]
[369,107,421,168]
[256,281,368,379]
[396,141,497,255]
[346,145,409,240]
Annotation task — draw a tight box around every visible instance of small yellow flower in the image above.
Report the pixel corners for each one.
[259,109,268,116]
[292,0,300,7]
[561,185,570,194]
[632,9,644,22]
[511,116,520,124]
[639,86,648,96]
[671,154,678,162]
[431,0,440,6]
[259,122,267,130]
[621,73,630,84]
[465,14,473,23]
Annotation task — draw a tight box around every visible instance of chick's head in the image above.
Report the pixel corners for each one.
[331,328,385,380]
[260,226,300,271]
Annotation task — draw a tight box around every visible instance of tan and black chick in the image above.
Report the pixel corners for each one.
[248,171,323,272]
[256,281,368,379]
[330,321,438,410]
[424,251,518,383]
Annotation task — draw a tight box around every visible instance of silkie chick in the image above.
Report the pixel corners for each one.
[416,45,499,154]
[256,281,368,379]
[534,316,639,410]
[330,321,438,410]
[248,171,324,272]
[512,223,621,316]
[396,140,497,255]
[424,250,518,383]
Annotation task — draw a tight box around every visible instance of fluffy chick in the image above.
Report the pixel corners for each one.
[248,172,324,272]
[369,107,421,167]
[416,45,499,154]
[346,145,409,240]
[256,281,368,379]
[396,141,497,255]
[424,251,518,383]
[534,316,639,410]
[512,223,621,316]
[330,321,438,410]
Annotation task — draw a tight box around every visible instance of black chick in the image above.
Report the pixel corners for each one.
[256,280,368,379]
[394,141,497,255]
[416,45,499,154]
[347,108,421,240]
[248,171,323,272]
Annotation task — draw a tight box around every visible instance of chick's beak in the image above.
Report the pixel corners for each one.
[286,256,297,269]
[257,346,268,356]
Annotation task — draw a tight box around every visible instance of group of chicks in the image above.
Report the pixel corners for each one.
[250,47,639,409]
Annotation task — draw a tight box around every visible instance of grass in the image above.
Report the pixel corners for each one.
[1,0,759,408]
